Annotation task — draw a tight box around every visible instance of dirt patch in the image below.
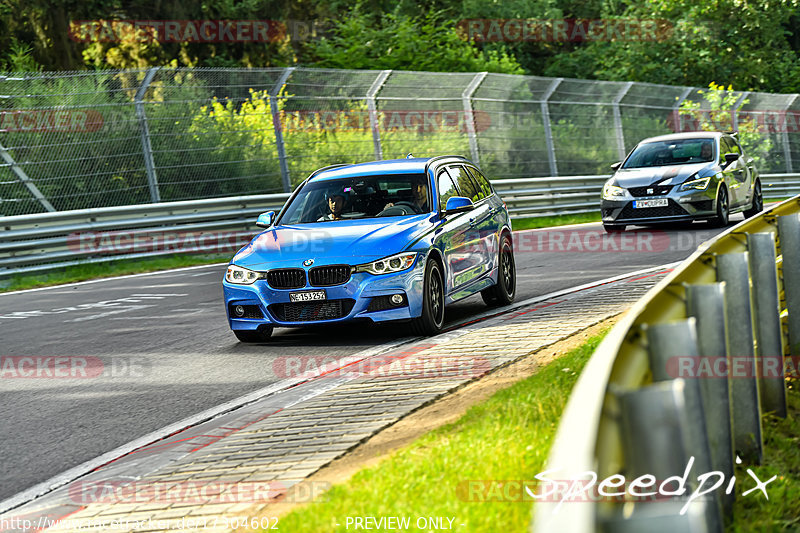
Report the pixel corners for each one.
[240,314,620,525]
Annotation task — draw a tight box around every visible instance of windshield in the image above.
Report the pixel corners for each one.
[622,139,715,169]
[278,173,431,224]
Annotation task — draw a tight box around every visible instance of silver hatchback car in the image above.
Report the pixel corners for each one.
[600,132,763,232]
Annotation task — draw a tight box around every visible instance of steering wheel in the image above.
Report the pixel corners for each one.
[378,201,419,217]
[392,201,422,213]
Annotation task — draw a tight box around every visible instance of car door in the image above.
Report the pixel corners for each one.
[730,136,754,207]
[436,167,475,291]
[447,164,493,283]
[465,165,501,270]
[721,136,748,207]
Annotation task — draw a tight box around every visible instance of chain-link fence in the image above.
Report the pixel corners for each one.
[1,67,798,216]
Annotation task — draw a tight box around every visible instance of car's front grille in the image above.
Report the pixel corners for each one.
[267,268,306,289]
[618,200,687,219]
[628,185,673,197]
[268,299,356,322]
[309,265,351,287]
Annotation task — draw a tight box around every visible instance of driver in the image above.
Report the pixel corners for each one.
[384,176,429,213]
[318,192,346,221]
[700,142,713,160]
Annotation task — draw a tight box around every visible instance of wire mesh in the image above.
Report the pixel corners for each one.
[1,67,797,216]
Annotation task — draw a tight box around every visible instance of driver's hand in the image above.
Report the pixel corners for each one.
[384,202,394,210]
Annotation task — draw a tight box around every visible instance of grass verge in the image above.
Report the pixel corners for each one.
[512,212,600,231]
[729,380,800,532]
[0,254,229,293]
[270,328,609,533]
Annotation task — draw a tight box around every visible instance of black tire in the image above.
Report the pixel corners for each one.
[234,326,274,343]
[481,236,516,306]
[603,224,626,233]
[744,180,763,218]
[411,259,446,336]
[710,186,729,227]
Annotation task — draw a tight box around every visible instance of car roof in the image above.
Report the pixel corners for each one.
[638,131,723,144]
[309,156,468,182]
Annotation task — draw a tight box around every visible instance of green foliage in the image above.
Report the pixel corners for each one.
[295,7,523,74]
[679,82,774,168]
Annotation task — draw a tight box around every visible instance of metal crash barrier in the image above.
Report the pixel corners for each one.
[3,174,800,279]
[532,196,800,532]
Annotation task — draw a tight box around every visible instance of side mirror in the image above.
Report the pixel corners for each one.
[256,210,275,228]
[610,161,622,171]
[723,153,739,166]
[444,196,474,215]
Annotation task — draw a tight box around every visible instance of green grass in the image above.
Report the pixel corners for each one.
[728,381,800,532]
[511,212,601,231]
[0,254,229,293]
[272,329,609,533]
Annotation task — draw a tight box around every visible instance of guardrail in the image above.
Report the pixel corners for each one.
[2,174,800,279]
[532,194,800,531]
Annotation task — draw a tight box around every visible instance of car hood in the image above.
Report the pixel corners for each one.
[613,163,713,188]
[232,215,434,270]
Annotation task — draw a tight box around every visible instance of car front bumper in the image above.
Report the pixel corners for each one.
[601,188,717,225]
[223,258,426,331]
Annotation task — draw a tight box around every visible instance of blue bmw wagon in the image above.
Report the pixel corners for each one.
[223,156,515,342]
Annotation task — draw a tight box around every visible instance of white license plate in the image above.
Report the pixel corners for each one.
[289,290,327,303]
[633,198,669,208]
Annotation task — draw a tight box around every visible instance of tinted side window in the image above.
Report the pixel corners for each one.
[437,169,459,210]
[449,165,482,203]
[467,167,493,198]
[726,137,742,155]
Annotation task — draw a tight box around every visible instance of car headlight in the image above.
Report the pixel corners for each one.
[680,177,711,191]
[225,265,261,284]
[602,183,626,200]
[354,252,418,275]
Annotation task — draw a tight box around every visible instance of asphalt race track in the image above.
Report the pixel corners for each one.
[0,221,731,502]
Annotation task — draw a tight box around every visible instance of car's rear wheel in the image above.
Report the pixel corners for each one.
[603,224,626,233]
[234,326,273,343]
[411,259,445,336]
[710,186,729,227]
[481,236,516,306]
[744,180,763,218]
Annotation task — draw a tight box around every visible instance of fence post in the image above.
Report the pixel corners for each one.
[778,214,800,356]
[462,72,487,165]
[782,95,797,173]
[135,67,161,203]
[367,70,392,161]
[685,283,735,513]
[731,92,748,132]
[672,87,693,132]
[612,82,633,161]
[270,67,295,192]
[716,252,763,463]
[541,78,562,176]
[0,141,55,212]
[747,233,787,417]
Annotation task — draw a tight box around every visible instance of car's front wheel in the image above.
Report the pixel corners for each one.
[744,180,763,218]
[710,186,729,227]
[411,259,445,336]
[481,236,516,306]
[234,326,273,343]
